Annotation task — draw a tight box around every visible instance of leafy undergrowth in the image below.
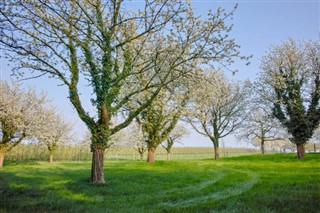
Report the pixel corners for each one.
[0,154,319,212]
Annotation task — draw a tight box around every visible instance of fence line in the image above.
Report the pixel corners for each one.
[5,144,319,163]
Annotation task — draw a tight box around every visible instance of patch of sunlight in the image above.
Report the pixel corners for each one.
[9,183,28,188]
[57,189,94,202]
[43,180,94,203]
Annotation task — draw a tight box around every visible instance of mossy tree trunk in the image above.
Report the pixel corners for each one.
[89,104,109,184]
[91,145,106,183]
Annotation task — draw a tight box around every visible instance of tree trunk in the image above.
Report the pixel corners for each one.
[296,143,305,159]
[147,147,155,163]
[214,145,219,160]
[49,153,54,163]
[167,152,171,160]
[91,146,105,184]
[0,151,5,168]
[140,153,144,160]
[261,140,265,154]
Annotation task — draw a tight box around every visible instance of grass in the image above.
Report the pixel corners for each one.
[0,154,319,212]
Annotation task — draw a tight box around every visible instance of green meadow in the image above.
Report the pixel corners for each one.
[1,154,319,212]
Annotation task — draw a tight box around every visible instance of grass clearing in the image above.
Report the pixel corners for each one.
[0,154,319,212]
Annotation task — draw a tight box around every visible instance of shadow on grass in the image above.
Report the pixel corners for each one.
[0,162,211,212]
[0,174,85,212]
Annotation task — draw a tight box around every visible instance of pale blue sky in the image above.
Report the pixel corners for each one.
[1,0,319,147]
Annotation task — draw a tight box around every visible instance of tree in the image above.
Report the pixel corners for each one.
[269,138,295,153]
[161,124,188,160]
[33,109,74,163]
[81,121,128,153]
[0,1,247,182]
[127,122,147,160]
[238,106,285,154]
[260,39,320,159]
[0,80,48,167]
[137,88,188,163]
[133,139,148,161]
[186,71,249,159]
[310,127,320,152]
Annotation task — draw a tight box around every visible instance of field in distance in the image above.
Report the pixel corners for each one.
[1,154,319,212]
[6,144,280,162]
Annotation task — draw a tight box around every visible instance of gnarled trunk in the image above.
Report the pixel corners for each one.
[296,143,305,159]
[0,151,5,168]
[90,103,109,184]
[214,145,219,160]
[147,147,155,163]
[91,146,105,183]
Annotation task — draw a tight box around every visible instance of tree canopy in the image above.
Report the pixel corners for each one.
[186,70,249,159]
[260,39,320,159]
[32,109,74,163]
[0,80,49,167]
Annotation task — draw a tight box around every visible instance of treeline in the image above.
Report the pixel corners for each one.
[3,144,259,162]
[5,143,319,163]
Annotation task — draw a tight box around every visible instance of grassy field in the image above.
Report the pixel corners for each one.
[0,154,319,212]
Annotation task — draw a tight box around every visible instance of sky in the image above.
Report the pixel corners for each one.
[0,0,319,148]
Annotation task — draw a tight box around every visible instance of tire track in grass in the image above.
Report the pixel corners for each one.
[161,169,259,208]
[163,170,226,196]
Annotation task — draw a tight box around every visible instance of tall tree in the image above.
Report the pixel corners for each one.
[133,139,148,161]
[33,109,74,163]
[161,124,188,160]
[310,127,320,152]
[127,122,147,160]
[260,39,320,159]
[137,88,188,163]
[186,71,249,159]
[0,1,247,183]
[237,107,284,154]
[0,80,49,167]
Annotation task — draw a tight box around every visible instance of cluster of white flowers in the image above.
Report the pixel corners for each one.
[1,81,47,153]
[0,80,73,164]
